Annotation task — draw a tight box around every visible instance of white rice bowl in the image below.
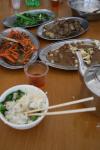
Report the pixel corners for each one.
[0,85,49,130]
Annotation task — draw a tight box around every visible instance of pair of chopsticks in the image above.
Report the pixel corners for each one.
[26,97,96,116]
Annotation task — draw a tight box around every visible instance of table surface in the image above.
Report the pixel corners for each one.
[0,0,100,150]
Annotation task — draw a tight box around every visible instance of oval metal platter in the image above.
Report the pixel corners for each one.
[2,9,55,28]
[0,27,39,69]
[37,17,88,41]
[39,39,100,70]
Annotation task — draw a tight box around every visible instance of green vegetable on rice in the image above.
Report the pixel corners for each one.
[0,89,45,124]
[0,90,25,114]
[0,103,6,114]
[5,90,25,101]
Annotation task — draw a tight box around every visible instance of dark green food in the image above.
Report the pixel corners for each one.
[0,103,6,114]
[5,90,25,101]
[0,90,25,114]
[31,116,38,121]
[13,12,54,27]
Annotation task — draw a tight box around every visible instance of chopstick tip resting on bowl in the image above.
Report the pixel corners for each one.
[28,107,96,116]
[25,96,96,116]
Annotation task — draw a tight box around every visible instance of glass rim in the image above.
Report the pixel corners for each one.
[24,60,49,78]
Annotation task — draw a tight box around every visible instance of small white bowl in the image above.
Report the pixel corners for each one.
[0,85,49,130]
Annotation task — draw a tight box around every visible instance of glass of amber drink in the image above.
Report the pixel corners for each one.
[24,61,49,89]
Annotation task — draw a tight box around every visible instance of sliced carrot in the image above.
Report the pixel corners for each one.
[0,54,16,63]
[0,30,37,65]
[10,54,19,60]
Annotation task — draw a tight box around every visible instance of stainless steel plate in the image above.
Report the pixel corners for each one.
[2,9,55,28]
[39,39,99,70]
[68,0,100,21]
[0,27,39,69]
[37,17,88,41]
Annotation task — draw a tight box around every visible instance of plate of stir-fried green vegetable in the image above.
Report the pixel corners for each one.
[2,9,55,28]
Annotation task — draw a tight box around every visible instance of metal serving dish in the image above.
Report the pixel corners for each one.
[76,51,100,97]
[68,0,100,21]
[37,17,88,41]
[2,9,55,28]
[0,27,39,69]
[39,39,100,70]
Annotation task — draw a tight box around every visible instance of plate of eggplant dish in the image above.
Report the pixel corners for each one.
[37,17,88,40]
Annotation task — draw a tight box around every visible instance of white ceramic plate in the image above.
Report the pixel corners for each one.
[0,85,49,130]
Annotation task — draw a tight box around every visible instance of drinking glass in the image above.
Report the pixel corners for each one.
[24,61,49,89]
[11,0,20,10]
